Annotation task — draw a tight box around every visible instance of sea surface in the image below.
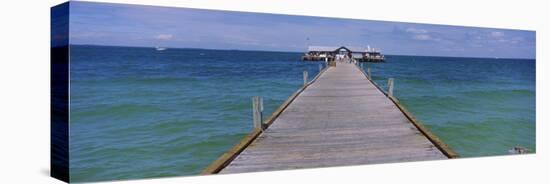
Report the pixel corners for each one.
[69,45,535,182]
[360,56,535,156]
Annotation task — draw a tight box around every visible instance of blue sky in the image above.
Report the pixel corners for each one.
[69,1,535,59]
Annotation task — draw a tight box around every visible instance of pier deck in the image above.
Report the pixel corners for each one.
[205,62,455,174]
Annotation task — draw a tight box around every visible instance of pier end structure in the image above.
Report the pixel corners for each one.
[302,46,385,62]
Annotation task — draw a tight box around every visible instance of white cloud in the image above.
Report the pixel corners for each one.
[413,34,432,41]
[406,28,434,41]
[490,31,504,38]
[498,36,524,44]
[154,34,174,40]
[406,28,428,34]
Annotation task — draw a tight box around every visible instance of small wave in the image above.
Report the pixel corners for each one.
[135,77,196,84]
[461,89,535,100]
[71,104,164,120]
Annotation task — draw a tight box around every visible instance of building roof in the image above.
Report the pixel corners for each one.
[308,46,339,52]
[307,46,373,53]
[346,47,368,52]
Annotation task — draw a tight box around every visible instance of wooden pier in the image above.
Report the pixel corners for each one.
[203,62,457,174]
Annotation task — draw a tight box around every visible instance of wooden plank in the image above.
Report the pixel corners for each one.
[206,62,456,175]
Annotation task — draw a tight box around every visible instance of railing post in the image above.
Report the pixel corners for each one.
[303,71,308,86]
[319,63,323,72]
[252,96,264,130]
[367,67,371,80]
[387,78,394,97]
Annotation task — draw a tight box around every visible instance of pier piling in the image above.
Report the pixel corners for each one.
[252,96,264,130]
[367,67,371,80]
[387,78,394,97]
[303,71,308,86]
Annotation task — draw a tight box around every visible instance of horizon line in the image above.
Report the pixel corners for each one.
[68,44,536,60]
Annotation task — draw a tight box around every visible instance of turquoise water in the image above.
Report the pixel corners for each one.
[70,46,535,182]
[69,45,324,182]
[360,56,535,157]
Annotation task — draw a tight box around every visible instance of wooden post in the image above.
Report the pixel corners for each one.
[329,60,336,67]
[260,97,264,129]
[303,71,308,86]
[252,96,264,130]
[387,78,394,97]
[367,67,371,80]
[260,96,263,112]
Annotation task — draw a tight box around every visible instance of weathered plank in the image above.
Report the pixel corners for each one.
[208,62,454,174]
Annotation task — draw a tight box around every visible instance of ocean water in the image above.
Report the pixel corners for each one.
[69,46,535,182]
[69,45,324,182]
[360,55,535,157]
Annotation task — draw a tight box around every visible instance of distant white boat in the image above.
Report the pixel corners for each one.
[155,47,167,51]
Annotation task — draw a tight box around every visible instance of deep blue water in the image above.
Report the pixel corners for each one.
[69,45,535,182]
